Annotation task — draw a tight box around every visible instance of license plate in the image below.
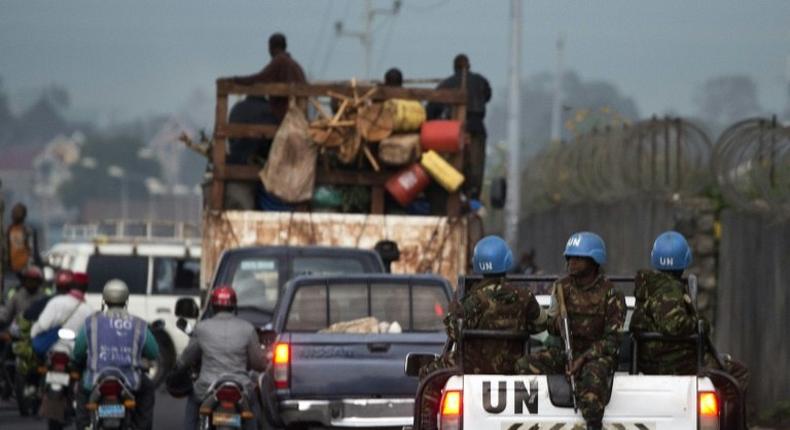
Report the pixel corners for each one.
[98,404,126,418]
[212,412,241,428]
[45,371,70,386]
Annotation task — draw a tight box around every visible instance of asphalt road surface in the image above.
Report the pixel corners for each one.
[0,387,186,429]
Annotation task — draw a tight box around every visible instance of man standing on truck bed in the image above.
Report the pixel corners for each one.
[515,232,626,430]
[426,54,491,200]
[419,235,546,429]
[232,32,306,123]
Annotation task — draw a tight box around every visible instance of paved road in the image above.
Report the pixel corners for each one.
[0,387,186,429]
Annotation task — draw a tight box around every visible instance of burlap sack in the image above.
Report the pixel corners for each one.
[260,100,316,203]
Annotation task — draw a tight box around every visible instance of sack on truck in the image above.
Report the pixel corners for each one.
[260,99,317,203]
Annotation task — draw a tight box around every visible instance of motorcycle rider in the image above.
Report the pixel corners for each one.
[0,265,47,329]
[71,279,159,430]
[32,271,93,355]
[176,286,266,430]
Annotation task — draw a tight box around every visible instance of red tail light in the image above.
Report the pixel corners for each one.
[215,385,242,404]
[699,391,719,416]
[439,389,462,430]
[50,352,69,371]
[699,391,720,430]
[99,380,122,397]
[273,342,290,389]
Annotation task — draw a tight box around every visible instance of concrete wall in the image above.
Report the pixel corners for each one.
[715,209,790,407]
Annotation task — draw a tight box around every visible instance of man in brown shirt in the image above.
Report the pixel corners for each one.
[232,33,306,122]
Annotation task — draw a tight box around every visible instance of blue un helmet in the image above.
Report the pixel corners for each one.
[472,235,513,275]
[563,231,607,265]
[651,230,692,271]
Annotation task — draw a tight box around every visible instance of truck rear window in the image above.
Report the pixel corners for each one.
[286,282,448,332]
[232,258,279,311]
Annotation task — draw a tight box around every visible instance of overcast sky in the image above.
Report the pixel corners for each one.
[2,0,789,125]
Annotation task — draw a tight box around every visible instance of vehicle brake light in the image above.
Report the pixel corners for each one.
[439,389,462,430]
[273,342,290,389]
[699,391,720,430]
[699,391,719,416]
[99,380,122,398]
[216,385,242,404]
[51,352,69,370]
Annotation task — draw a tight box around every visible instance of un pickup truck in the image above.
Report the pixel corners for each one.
[406,275,747,430]
[258,274,453,429]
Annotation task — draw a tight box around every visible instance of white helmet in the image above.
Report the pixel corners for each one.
[102,279,130,307]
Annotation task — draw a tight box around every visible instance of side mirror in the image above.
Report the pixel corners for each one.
[176,317,193,336]
[489,177,507,209]
[404,352,438,377]
[58,328,76,341]
[374,240,401,273]
[175,298,200,319]
[258,329,278,347]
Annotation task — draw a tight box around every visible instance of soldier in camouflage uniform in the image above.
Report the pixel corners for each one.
[515,232,625,430]
[418,235,546,429]
[630,231,749,387]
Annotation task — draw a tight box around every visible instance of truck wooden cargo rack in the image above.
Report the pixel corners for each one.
[209,79,468,216]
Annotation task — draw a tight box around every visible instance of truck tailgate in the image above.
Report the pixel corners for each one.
[287,332,445,397]
[460,374,701,429]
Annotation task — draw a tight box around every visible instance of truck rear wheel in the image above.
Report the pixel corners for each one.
[150,331,175,387]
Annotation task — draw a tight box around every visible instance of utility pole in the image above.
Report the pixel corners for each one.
[550,34,565,144]
[335,0,401,79]
[504,0,523,247]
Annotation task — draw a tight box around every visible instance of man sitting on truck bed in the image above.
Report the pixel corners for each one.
[630,231,749,388]
[515,232,626,430]
[419,236,546,429]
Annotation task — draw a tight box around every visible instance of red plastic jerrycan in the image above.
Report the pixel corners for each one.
[420,120,462,153]
[385,163,431,207]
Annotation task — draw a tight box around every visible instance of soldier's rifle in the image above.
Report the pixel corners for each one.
[556,284,579,413]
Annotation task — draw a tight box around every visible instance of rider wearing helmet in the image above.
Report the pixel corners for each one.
[0,265,47,328]
[176,286,265,430]
[72,279,159,430]
[418,236,546,429]
[516,232,626,430]
[32,271,93,355]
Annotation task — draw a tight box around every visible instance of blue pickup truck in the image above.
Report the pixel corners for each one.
[258,274,453,429]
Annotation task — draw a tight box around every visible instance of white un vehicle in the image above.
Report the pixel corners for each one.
[46,221,201,385]
[405,275,746,430]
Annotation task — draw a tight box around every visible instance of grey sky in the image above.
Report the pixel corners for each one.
[1,0,789,125]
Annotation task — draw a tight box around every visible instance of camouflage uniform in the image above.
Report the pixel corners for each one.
[630,270,698,374]
[629,270,749,390]
[418,277,545,429]
[515,275,626,425]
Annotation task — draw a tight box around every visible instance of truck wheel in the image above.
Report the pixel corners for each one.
[150,331,175,387]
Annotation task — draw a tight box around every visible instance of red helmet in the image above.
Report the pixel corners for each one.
[210,286,237,310]
[72,272,89,289]
[55,270,75,291]
[21,265,44,281]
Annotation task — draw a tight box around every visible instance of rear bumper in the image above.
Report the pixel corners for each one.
[279,398,414,427]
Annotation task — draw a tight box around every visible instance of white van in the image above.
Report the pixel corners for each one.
[45,221,201,385]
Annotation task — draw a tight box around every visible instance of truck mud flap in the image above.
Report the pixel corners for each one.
[258,371,285,428]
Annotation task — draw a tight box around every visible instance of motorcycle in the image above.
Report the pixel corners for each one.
[198,376,256,430]
[39,329,79,430]
[86,367,137,429]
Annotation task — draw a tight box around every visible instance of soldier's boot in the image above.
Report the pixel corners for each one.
[586,420,603,430]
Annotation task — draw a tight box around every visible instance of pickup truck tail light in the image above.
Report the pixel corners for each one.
[439,389,462,430]
[698,391,719,430]
[273,342,290,389]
